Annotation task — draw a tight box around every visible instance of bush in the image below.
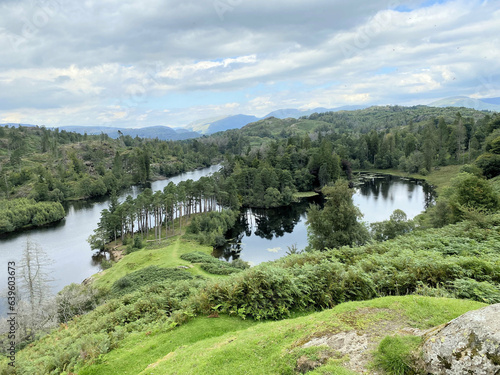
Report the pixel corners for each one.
[230,258,251,270]
[133,236,143,249]
[111,266,194,297]
[199,262,242,275]
[180,251,218,264]
[57,283,100,323]
[450,278,500,304]
[180,251,244,275]
[101,259,113,270]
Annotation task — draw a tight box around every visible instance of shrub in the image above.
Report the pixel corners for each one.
[450,278,500,304]
[111,266,193,297]
[199,262,242,275]
[133,236,143,249]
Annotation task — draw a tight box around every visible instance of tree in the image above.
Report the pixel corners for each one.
[15,239,57,343]
[56,283,99,323]
[446,172,499,221]
[307,180,369,250]
[370,209,415,241]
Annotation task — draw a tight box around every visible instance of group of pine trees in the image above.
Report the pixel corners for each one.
[88,176,240,250]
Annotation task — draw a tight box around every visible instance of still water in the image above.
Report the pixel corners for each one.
[0,165,221,304]
[214,174,435,265]
[0,169,434,313]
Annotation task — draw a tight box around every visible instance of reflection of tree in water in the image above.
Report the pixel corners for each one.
[215,176,437,262]
[423,183,437,209]
[359,175,436,208]
[214,197,321,261]
[92,252,108,267]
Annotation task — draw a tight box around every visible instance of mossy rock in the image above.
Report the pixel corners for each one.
[421,303,500,374]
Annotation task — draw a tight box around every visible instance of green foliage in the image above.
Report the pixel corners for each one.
[180,251,245,275]
[230,258,251,270]
[199,262,242,275]
[111,266,194,297]
[371,209,415,241]
[6,279,206,374]
[0,125,221,207]
[450,278,500,303]
[445,172,499,222]
[191,216,500,319]
[133,236,143,249]
[179,251,217,263]
[307,180,369,250]
[57,283,100,323]
[186,210,238,247]
[373,335,422,375]
[476,153,500,179]
[0,198,65,234]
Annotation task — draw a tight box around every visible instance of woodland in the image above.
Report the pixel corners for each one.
[0,105,499,374]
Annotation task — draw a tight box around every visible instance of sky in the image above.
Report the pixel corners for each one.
[0,0,499,128]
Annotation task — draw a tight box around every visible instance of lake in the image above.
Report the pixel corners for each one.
[213,174,435,265]
[0,169,434,314]
[0,165,221,314]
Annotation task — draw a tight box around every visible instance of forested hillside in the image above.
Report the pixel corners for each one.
[0,125,220,233]
[1,106,500,375]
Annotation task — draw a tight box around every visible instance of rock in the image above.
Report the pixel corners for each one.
[296,355,322,373]
[421,303,500,375]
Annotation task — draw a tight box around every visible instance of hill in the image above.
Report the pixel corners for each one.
[57,125,201,141]
[205,114,260,134]
[428,96,500,112]
[185,106,368,135]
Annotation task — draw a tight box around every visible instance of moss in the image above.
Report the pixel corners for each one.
[467,332,483,357]
[437,355,452,369]
[486,352,500,366]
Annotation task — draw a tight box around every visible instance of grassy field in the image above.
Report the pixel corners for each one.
[93,236,226,291]
[75,296,485,375]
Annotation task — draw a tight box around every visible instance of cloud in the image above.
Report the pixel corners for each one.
[0,0,498,126]
[267,247,281,253]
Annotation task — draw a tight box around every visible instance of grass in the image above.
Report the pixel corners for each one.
[93,236,226,291]
[293,191,319,198]
[74,316,258,375]
[74,296,483,375]
[373,335,422,375]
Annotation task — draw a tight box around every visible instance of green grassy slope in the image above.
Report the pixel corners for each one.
[92,236,224,292]
[77,296,485,375]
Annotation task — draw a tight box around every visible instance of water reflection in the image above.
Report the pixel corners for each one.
[215,174,435,265]
[0,164,221,315]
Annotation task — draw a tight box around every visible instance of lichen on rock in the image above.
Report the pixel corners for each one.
[421,303,500,375]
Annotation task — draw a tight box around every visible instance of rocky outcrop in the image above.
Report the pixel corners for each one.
[421,303,500,375]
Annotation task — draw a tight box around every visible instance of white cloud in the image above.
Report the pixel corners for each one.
[0,0,498,126]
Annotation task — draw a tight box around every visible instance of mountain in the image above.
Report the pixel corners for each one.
[481,97,500,105]
[1,123,37,127]
[262,105,367,119]
[57,125,200,141]
[428,96,500,112]
[205,114,260,134]
[262,108,306,119]
[185,115,230,134]
[194,105,370,134]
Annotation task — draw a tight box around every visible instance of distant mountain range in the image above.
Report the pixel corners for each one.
[428,96,500,112]
[185,105,367,134]
[56,125,201,141]
[3,98,497,140]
